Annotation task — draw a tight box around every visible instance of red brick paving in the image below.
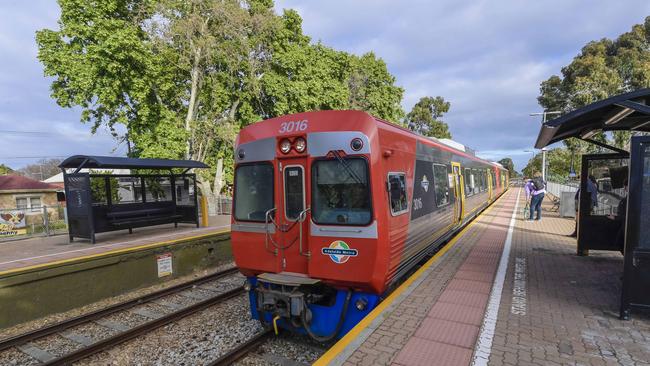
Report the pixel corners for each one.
[331,186,650,366]
[334,189,518,366]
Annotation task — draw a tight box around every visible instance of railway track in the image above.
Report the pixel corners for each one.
[0,267,243,365]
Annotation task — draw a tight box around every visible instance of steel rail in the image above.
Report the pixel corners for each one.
[207,328,274,366]
[43,286,245,366]
[0,267,239,352]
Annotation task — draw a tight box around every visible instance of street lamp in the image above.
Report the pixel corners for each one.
[523,150,535,178]
[530,111,561,182]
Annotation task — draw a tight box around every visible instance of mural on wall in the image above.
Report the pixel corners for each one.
[0,211,27,236]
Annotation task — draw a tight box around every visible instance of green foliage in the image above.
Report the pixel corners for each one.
[37,0,407,195]
[0,164,13,175]
[497,158,516,177]
[348,52,404,123]
[89,171,120,204]
[522,148,581,181]
[405,96,451,138]
[537,16,650,151]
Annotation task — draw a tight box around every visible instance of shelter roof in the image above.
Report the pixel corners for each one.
[535,88,650,148]
[59,155,209,170]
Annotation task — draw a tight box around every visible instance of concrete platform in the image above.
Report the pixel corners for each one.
[0,217,230,274]
[0,219,232,328]
[315,188,650,366]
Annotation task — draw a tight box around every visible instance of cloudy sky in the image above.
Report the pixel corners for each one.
[1,1,649,173]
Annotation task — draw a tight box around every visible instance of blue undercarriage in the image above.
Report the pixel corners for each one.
[247,276,380,339]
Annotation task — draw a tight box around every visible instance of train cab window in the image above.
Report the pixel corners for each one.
[433,164,450,207]
[234,163,274,222]
[388,173,408,215]
[312,157,372,225]
[464,168,474,197]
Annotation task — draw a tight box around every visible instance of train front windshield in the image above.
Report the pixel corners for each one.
[234,163,274,222]
[312,157,372,225]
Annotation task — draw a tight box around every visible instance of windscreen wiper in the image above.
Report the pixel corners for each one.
[332,150,363,185]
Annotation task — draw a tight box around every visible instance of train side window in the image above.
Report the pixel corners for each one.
[433,164,450,207]
[464,168,473,196]
[388,173,408,215]
[472,169,480,194]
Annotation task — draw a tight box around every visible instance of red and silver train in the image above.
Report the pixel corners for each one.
[231,110,508,341]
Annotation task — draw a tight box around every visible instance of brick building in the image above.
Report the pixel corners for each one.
[0,175,61,226]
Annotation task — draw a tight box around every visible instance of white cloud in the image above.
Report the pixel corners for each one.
[1,1,650,171]
[275,0,650,171]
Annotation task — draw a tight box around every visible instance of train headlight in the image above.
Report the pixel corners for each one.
[355,297,368,311]
[350,138,363,151]
[237,148,245,160]
[294,137,306,153]
[279,139,291,154]
[243,280,252,292]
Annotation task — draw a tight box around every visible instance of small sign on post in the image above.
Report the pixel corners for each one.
[156,253,173,277]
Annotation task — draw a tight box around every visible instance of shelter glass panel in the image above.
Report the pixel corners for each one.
[174,177,196,206]
[145,177,173,202]
[587,158,628,216]
[640,145,650,249]
[90,175,111,205]
[110,176,142,204]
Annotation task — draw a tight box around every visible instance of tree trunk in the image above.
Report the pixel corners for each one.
[185,48,201,159]
[197,158,225,217]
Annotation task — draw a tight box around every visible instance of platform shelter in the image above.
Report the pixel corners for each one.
[535,88,650,319]
[59,155,208,243]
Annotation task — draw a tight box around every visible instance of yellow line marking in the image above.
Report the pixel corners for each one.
[0,229,230,277]
[313,191,510,366]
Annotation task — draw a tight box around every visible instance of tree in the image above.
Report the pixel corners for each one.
[19,159,62,181]
[521,148,581,182]
[89,171,120,204]
[36,0,406,210]
[348,52,404,123]
[0,164,14,175]
[497,158,516,178]
[537,16,650,151]
[405,96,451,138]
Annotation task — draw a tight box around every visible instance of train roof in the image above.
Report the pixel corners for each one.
[239,110,506,171]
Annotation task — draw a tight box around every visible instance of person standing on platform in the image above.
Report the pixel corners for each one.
[525,172,546,221]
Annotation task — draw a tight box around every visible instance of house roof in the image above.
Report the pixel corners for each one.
[0,175,60,191]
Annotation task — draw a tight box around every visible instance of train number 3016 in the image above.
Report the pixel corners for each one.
[279,120,308,134]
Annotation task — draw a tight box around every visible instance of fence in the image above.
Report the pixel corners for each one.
[204,195,232,216]
[546,180,579,198]
[0,204,68,242]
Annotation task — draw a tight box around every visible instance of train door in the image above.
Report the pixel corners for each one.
[487,169,493,201]
[276,158,310,272]
[451,162,464,225]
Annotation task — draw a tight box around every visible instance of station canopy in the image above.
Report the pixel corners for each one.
[59,155,208,171]
[535,88,650,150]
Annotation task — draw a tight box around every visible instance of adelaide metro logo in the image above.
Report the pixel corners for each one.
[322,240,358,264]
